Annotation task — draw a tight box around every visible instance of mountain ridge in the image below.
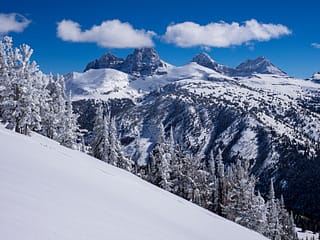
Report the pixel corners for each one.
[84,48,291,78]
[84,48,170,77]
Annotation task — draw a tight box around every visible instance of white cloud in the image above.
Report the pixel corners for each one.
[0,13,31,33]
[57,19,155,48]
[311,42,320,49]
[163,19,291,48]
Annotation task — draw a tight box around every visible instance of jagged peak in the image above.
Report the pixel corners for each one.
[192,52,216,64]
[235,56,286,76]
[84,52,124,72]
[121,48,169,76]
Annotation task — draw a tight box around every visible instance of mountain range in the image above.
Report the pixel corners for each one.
[65,48,320,224]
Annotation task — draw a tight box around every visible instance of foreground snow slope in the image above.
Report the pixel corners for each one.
[0,126,267,240]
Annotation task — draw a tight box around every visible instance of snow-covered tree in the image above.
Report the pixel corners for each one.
[149,123,173,191]
[41,74,66,140]
[223,159,259,227]
[278,196,298,240]
[92,103,106,160]
[265,180,282,240]
[0,38,45,135]
[92,105,133,172]
[59,92,79,149]
[109,116,133,171]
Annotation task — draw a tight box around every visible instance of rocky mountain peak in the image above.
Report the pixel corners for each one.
[121,48,168,77]
[235,56,286,76]
[191,52,235,76]
[83,48,169,76]
[84,53,124,72]
[192,52,217,67]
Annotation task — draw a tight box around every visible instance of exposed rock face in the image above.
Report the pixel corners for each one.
[192,52,234,75]
[84,53,124,72]
[84,48,169,76]
[234,56,287,76]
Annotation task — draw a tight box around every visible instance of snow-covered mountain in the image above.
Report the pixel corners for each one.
[191,53,286,77]
[0,125,268,240]
[65,61,229,101]
[191,52,234,75]
[67,51,320,223]
[234,56,287,76]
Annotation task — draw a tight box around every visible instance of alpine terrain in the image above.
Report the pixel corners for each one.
[66,48,320,230]
[1,37,319,240]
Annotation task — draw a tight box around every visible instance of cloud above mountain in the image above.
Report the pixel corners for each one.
[57,19,155,48]
[0,13,31,33]
[163,19,291,48]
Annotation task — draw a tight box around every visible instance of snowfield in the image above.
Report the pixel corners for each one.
[0,125,268,240]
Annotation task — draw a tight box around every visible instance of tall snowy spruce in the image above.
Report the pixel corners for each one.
[149,123,173,191]
[222,158,267,233]
[0,37,44,135]
[91,103,133,172]
[91,103,107,160]
[41,74,66,140]
[58,91,80,149]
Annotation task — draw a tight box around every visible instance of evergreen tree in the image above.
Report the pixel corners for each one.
[0,38,44,135]
[278,196,298,240]
[265,180,282,240]
[109,116,133,171]
[223,159,264,231]
[92,106,133,172]
[92,103,106,160]
[41,74,66,140]
[149,123,172,191]
[59,92,79,149]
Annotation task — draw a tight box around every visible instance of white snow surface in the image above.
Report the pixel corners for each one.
[65,68,140,101]
[0,125,267,240]
[65,63,232,101]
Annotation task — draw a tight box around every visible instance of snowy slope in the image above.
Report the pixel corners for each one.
[65,68,141,101]
[65,62,231,101]
[0,125,268,240]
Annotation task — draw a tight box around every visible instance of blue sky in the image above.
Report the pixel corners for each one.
[1,0,320,78]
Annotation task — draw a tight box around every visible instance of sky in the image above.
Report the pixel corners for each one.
[1,0,320,78]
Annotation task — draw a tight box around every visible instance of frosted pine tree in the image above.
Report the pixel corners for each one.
[0,37,45,135]
[208,151,219,212]
[42,74,66,140]
[92,103,106,160]
[59,92,79,149]
[265,180,282,240]
[0,36,16,123]
[215,148,226,215]
[109,116,133,172]
[149,123,170,189]
[278,196,298,240]
[12,44,42,134]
